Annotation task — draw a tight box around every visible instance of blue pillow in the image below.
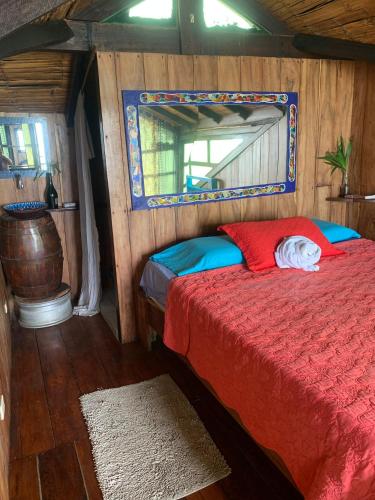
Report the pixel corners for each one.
[312,218,361,243]
[150,235,244,276]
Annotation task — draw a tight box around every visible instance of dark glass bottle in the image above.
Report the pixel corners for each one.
[45,172,58,209]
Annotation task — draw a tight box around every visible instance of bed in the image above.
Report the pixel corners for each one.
[141,235,375,500]
[140,260,176,309]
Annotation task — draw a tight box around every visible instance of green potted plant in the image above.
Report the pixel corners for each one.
[318,136,352,197]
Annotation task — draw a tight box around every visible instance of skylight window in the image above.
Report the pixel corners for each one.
[203,0,256,30]
[129,0,173,20]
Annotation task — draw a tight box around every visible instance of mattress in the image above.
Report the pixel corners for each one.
[164,238,375,500]
[140,260,176,308]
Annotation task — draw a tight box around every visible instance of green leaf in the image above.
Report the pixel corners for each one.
[331,165,343,174]
[317,136,352,173]
[323,154,343,168]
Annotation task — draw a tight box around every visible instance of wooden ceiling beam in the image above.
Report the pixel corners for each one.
[71,0,140,21]
[199,106,223,124]
[147,107,189,127]
[0,0,68,39]
[178,0,202,55]
[174,106,198,121]
[226,105,251,120]
[51,20,181,53]
[49,21,305,57]
[293,34,375,62]
[0,21,74,60]
[191,31,304,57]
[65,53,87,127]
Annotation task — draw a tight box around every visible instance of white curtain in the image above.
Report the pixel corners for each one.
[73,92,101,316]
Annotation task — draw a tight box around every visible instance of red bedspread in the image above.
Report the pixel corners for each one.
[164,238,375,500]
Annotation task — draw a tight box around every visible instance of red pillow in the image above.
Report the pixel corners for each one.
[218,216,344,272]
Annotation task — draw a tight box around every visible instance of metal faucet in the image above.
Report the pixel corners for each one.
[14,174,24,190]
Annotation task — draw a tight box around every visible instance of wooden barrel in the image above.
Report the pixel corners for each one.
[0,213,63,299]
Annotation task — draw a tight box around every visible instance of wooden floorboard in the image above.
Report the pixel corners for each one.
[9,456,40,500]
[60,317,115,394]
[36,326,87,447]
[11,323,54,459]
[79,315,140,387]
[186,483,228,500]
[74,439,102,500]
[9,315,302,500]
[38,443,87,500]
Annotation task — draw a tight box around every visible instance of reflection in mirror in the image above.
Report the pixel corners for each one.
[124,90,298,210]
[0,118,49,172]
[139,103,288,197]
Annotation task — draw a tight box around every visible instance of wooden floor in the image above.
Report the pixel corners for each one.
[9,315,302,500]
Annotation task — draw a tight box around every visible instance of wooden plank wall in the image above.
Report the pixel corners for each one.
[0,53,73,114]
[0,113,82,298]
[218,116,288,188]
[0,266,11,500]
[97,52,357,344]
[351,62,375,239]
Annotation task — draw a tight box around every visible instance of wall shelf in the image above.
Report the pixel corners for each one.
[326,197,375,204]
[47,207,79,212]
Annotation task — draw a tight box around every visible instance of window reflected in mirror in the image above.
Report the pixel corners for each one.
[0,118,49,172]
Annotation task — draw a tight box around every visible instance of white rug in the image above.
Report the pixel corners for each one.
[80,374,231,500]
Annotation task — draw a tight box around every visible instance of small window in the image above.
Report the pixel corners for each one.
[104,0,174,24]
[0,118,49,171]
[203,0,259,30]
[129,0,173,20]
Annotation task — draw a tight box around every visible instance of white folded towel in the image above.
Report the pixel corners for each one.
[275,236,321,272]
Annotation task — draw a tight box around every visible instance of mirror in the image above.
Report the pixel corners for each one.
[0,117,50,175]
[123,91,298,210]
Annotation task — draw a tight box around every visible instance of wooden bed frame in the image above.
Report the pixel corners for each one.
[141,292,299,491]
